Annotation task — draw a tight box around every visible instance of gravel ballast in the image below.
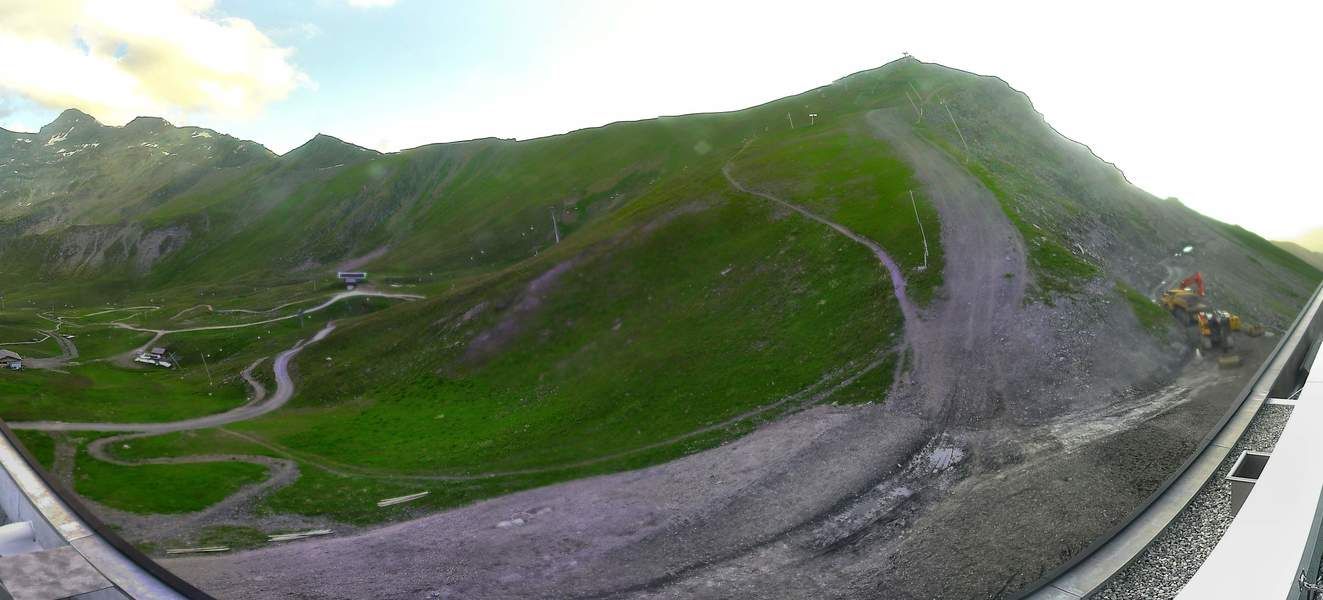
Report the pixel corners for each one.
[1094,404,1294,600]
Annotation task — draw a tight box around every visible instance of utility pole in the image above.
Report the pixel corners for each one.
[939,97,970,160]
[809,113,818,126]
[199,352,213,386]
[786,113,795,129]
[549,208,561,244]
[910,190,929,271]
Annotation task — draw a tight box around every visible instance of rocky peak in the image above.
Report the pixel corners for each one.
[36,108,105,147]
[123,116,175,133]
[282,133,381,169]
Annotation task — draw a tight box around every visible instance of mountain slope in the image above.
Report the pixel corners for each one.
[2,58,1321,600]
[1293,226,1323,253]
[1276,240,1323,270]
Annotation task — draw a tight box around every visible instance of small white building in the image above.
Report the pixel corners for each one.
[337,271,367,290]
[134,347,173,368]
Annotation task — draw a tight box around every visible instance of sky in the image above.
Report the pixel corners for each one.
[0,0,1318,240]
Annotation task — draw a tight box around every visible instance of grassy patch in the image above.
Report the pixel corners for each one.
[1117,282,1172,339]
[0,362,246,423]
[61,326,155,360]
[12,429,55,471]
[1206,219,1322,284]
[959,158,1098,302]
[237,182,901,475]
[825,353,897,405]
[728,119,944,304]
[195,525,269,550]
[74,440,267,514]
[0,331,61,359]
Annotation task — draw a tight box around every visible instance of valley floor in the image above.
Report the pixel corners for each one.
[159,108,1269,599]
[5,84,1310,600]
[159,337,1267,599]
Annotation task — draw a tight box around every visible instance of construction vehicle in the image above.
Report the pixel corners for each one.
[1196,310,1236,351]
[1160,272,1208,324]
[1159,272,1262,363]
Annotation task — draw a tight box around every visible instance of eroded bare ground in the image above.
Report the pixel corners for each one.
[162,110,1260,599]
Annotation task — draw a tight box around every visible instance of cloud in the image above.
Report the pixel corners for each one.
[347,0,397,8]
[0,0,311,123]
[268,22,323,41]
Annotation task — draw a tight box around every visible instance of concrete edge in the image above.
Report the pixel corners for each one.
[1015,281,1323,599]
[0,420,211,599]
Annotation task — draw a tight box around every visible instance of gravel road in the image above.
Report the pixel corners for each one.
[161,109,1039,599]
[11,322,336,433]
[95,107,1295,600]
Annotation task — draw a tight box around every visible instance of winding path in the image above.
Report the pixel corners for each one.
[8,290,425,542]
[722,143,920,328]
[23,329,79,369]
[13,323,337,433]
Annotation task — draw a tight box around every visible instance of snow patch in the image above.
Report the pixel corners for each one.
[191,131,213,138]
[45,126,74,146]
[926,446,964,472]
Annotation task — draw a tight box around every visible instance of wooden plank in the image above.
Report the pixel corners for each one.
[377,491,429,507]
[164,547,229,554]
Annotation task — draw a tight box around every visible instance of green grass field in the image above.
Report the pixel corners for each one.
[0,362,246,423]
[3,57,1317,536]
[61,326,155,360]
[0,321,62,359]
[12,429,55,471]
[728,120,944,304]
[73,435,268,514]
[1117,282,1174,339]
[235,175,902,475]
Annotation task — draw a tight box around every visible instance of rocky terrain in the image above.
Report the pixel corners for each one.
[2,58,1319,599]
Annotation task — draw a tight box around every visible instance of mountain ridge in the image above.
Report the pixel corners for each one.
[1,58,1320,599]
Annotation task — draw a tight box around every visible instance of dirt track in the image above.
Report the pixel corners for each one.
[160,109,1040,599]
[12,322,336,433]
[865,109,1028,424]
[88,109,1270,599]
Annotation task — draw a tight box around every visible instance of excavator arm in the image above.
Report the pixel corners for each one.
[1176,272,1205,296]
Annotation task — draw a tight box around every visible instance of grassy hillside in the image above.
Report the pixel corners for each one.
[1294,226,1323,253]
[1275,240,1323,271]
[0,58,1317,538]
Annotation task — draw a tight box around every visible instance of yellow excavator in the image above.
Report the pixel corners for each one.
[1159,272,1261,359]
[1160,272,1209,324]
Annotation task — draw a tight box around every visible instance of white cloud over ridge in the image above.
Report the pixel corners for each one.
[0,0,310,124]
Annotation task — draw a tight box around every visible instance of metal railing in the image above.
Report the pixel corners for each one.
[0,418,212,599]
[1016,281,1323,599]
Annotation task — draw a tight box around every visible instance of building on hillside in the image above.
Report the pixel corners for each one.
[0,350,22,370]
[134,347,173,368]
[337,271,367,290]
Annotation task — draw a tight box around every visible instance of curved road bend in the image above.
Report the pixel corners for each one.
[12,322,337,434]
